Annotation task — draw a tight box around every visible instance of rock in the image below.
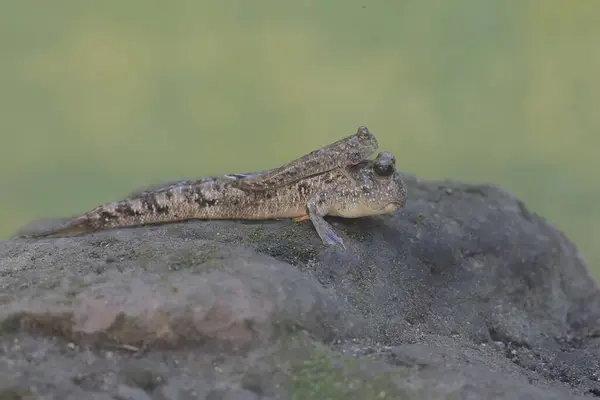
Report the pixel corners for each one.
[1,174,599,399]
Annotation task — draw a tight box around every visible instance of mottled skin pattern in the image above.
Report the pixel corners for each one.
[235,126,379,191]
[28,152,407,249]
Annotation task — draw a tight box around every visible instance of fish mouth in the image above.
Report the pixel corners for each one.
[377,202,403,212]
[390,199,406,207]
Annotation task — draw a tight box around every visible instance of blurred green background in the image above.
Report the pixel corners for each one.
[2,1,599,280]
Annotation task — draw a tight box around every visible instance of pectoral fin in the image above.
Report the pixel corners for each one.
[292,214,310,222]
[307,192,346,250]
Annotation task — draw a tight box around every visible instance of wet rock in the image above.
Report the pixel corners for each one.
[1,174,598,399]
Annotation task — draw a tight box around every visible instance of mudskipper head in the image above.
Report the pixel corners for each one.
[339,151,407,218]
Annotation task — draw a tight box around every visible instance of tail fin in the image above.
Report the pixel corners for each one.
[12,215,94,239]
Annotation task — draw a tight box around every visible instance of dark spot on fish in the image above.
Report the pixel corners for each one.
[141,197,170,215]
[100,210,120,222]
[155,202,170,214]
[115,203,142,217]
[194,193,217,207]
[261,190,275,200]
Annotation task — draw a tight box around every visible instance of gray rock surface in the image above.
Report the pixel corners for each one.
[2,174,600,399]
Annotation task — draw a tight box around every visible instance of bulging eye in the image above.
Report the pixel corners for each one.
[374,160,394,177]
[376,152,396,165]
